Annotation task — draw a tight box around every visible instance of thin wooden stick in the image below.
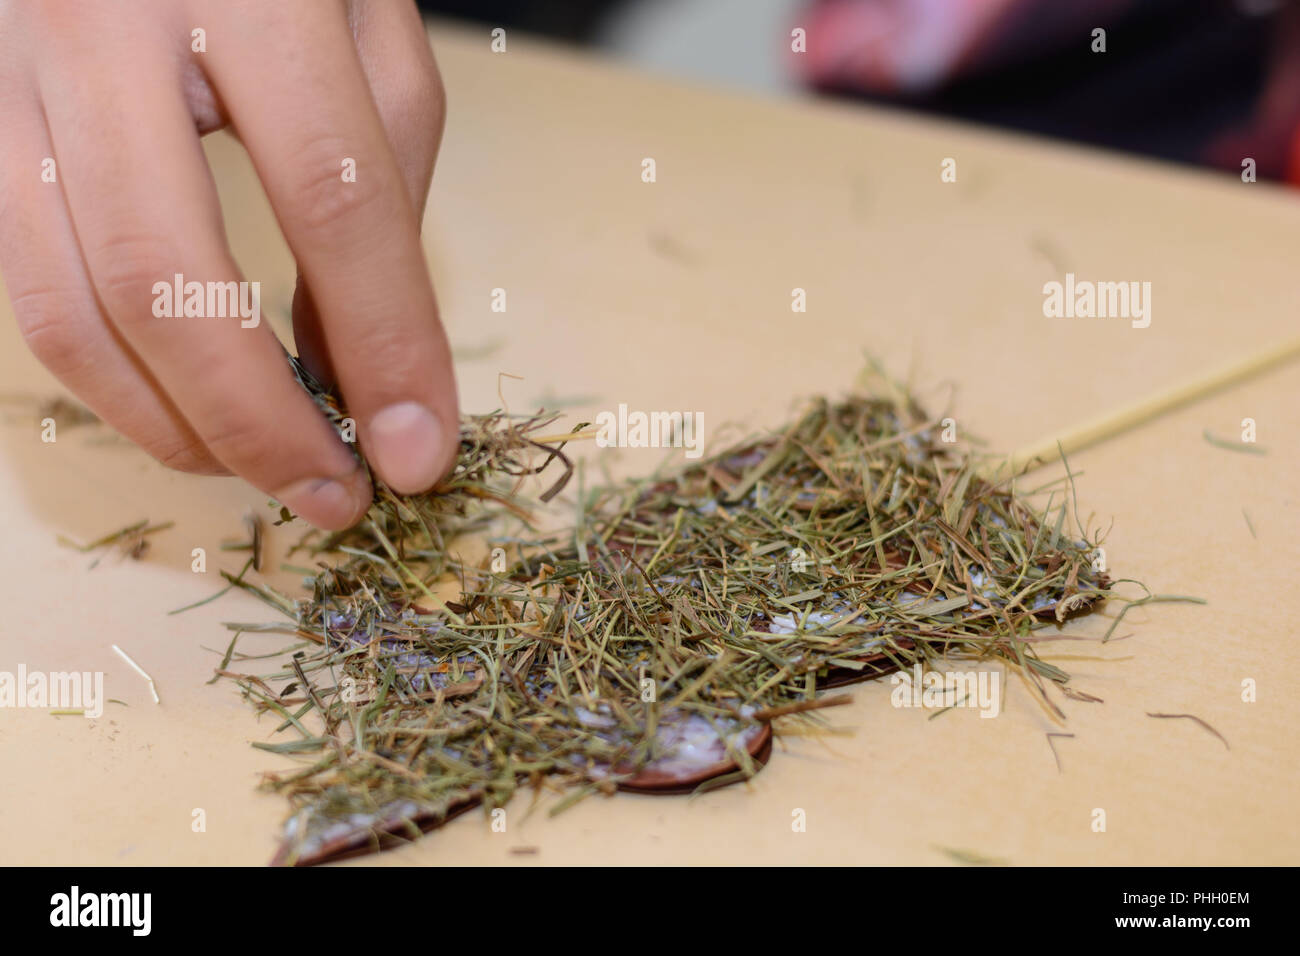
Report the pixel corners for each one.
[994,334,1300,476]
[538,336,1300,472]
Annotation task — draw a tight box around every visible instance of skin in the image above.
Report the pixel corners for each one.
[0,0,459,530]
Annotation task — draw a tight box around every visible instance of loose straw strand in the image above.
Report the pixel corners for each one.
[111,643,160,704]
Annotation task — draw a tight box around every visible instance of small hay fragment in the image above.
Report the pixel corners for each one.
[1146,712,1230,750]
[1203,429,1266,455]
[111,644,160,705]
[937,846,1008,866]
[58,519,172,567]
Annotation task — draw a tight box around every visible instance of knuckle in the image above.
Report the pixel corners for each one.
[153,438,226,475]
[196,410,280,473]
[391,56,446,134]
[284,135,391,238]
[10,286,98,378]
[342,322,429,391]
[85,232,176,323]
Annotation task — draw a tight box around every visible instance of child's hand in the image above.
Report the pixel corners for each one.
[0,0,457,529]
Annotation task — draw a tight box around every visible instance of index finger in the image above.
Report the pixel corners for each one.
[202,0,458,495]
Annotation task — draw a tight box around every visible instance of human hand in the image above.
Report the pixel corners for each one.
[0,0,458,529]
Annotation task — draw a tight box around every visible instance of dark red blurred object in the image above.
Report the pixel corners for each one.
[797,0,1300,185]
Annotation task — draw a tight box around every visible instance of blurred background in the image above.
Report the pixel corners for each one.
[416,0,1299,184]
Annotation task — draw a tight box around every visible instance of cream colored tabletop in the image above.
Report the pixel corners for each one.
[1,21,1296,866]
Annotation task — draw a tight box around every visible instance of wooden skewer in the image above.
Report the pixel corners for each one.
[527,334,1300,474]
[993,333,1300,477]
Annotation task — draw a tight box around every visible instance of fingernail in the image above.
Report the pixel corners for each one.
[276,473,369,530]
[367,401,448,493]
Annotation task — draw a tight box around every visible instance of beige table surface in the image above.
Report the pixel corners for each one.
[1,21,1297,866]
